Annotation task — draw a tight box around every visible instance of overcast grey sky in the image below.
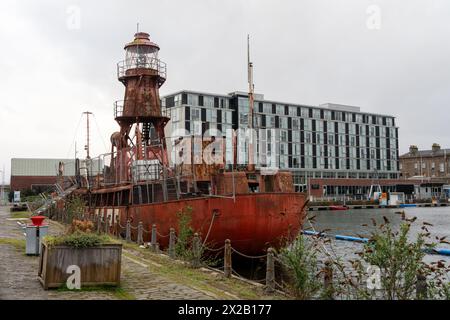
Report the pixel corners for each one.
[1,0,450,182]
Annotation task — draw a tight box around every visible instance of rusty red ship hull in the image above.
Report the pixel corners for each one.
[89,192,307,255]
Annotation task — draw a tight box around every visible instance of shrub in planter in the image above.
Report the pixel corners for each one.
[44,231,113,248]
[38,230,122,289]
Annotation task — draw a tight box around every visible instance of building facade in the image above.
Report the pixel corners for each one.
[10,158,76,191]
[400,144,450,180]
[11,158,104,193]
[162,90,400,195]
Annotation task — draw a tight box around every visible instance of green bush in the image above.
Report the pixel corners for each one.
[44,231,116,248]
[65,196,86,222]
[279,234,322,299]
[173,206,215,268]
[280,215,450,300]
[357,222,427,299]
[175,206,194,259]
[343,216,450,300]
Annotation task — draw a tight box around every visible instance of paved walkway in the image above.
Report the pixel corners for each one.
[0,206,214,300]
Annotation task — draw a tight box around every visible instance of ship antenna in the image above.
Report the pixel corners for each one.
[247,34,255,171]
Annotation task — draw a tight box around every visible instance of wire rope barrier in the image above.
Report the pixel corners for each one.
[203,245,226,252]
[231,247,268,260]
[88,216,283,293]
[156,230,170,238]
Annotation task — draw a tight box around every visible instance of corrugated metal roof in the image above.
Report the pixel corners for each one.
[11,158,77,176]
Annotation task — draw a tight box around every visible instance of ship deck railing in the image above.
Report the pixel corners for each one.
[117,57,167,80]
[113,100,171,119]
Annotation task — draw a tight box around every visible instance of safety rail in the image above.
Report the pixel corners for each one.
[113,101,124,119]
[114,100,171,119]
[117,57,167,80]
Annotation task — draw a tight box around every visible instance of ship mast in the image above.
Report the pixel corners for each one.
[83,111,92,159]
[247,35,255,171]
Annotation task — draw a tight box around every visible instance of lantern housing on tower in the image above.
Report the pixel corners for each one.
[117,32,166,86]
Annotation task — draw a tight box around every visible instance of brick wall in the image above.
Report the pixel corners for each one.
[10,176,58,191]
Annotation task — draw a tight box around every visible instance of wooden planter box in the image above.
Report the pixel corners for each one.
[38,242,122,289]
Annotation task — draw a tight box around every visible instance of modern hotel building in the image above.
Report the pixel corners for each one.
[162,90,402,198]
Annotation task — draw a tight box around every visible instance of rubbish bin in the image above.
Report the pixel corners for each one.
[26,216,48,255]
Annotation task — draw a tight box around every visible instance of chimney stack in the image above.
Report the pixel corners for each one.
[432,143,441,153]
[409,145,418,155]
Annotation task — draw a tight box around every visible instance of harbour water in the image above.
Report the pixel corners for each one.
[308,206,450,264]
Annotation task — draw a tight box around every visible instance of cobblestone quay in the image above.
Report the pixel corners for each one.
[0,206,215,300]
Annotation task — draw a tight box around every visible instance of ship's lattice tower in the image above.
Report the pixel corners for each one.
[111,32,169,183]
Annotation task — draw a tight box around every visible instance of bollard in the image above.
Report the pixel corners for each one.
[265,248,275,294]
[126,219,131,242]
[224,239,232,278]
[416,273,428,299]
[168,228,176,258]
[97,215,102,233]
[137,221,143,245]
[151,224,157,251]
[323,260,334,300]
[192,233,201,268]
[105,215,109,234]
[115,219,120,239]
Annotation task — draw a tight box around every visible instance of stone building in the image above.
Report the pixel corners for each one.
[400,144,450,180]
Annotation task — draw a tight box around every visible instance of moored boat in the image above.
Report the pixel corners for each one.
[329,205,349,211]
[63,31,307,254]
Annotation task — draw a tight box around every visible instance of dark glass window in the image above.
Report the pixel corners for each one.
[201,108,206,122]
[166,96,175,108]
